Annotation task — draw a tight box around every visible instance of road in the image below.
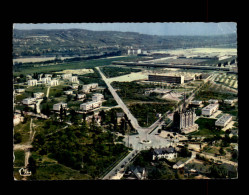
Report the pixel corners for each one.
[46,86,50,98]
[96,68,218,179]
[102,150,139,180]
[36,99,43,114]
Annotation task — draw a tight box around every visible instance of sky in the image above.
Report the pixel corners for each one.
[13,22,236,36]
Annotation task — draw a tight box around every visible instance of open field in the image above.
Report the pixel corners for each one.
[107,71,148,82]
[13,56,74,63]
[152,48,237,56]
[54,68,94,75]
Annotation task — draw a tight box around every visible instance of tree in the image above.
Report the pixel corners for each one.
[219,147,225,156]
[14,132,22,144]
[60,105,64,122]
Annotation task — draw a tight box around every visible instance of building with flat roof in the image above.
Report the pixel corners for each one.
[82,83,98,93]
[69,76,79,83]
[62,73,72,80]
[80,101,102,111]
[148,75,184,84]
[208,99,219,104]
[215,114,233,127]
[77,94,86,100]
[28,79,37,86]
[16,89,25,93]
[190,100,203,106]
[202,104,219,116]
[92,93,104,102]
[41,77,51,84]
[53,102,67,111]
[64,90,74,95]
[48,79,59,86]
[33,92,44,99]
[22,98,36,105]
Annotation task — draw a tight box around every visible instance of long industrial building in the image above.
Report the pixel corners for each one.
[148,75,184,84]
[215,114,232,127]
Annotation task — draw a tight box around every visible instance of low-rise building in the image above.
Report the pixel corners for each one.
[41,77,51,84]
[69,76,79,83]
[15,89,25,93]
[215,114,233,127]
[152,147,177,161]
[48,79,59,86]
[202,104,219,116]
[62,73,72,80]
[13,114,24,126]
[80,101,102,111]
[33,92,44,99]
[148,75,184,84]
[190,100,202,106]
[64,90,74,95]
[77,94,86,100]
[22,98,36,105]
[53,102,67,111]
[71,84,79,89]
[82,83,98,93]
[92,93,104,102]
[208,99,219,104]
[224,99,236,105]
[28,79,37,86]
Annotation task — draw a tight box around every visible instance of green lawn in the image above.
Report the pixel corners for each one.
[191,118,221,137]
[14,150,25,168]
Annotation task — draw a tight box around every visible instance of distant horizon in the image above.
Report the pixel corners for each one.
[13,23,237,36]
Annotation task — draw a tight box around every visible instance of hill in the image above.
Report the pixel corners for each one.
[13,29,237,58]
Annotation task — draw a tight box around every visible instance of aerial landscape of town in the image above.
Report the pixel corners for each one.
[13,23,238,180]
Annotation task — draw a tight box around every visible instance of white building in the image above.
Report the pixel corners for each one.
[80,101,102,111]
[64,90,74,95]
[69,76,79,83]
[13,114,24,126]
[45,74,52,78]
[202,104,219,116]
[152,147,177,161]
[28,79,37,86]
[92,93,104,102]
[77,94,86,100]
[62,73,72,80]
[190,100,203,106]
[22,98,36,105]
[82,83,98,93]
[41,77,51,84]
[15,89,25,93]
[208,99,219,104]
[53,102,67,111]
[224,99,235,105]
[71,84,79,89]
[48,79,59,86]
[33,92,44,99]
[215,114,233,127]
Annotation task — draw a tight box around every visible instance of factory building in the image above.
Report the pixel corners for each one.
[53,102,67,111]
[215,114,233,127]
[202,104,219,116]
[80,101,102,111]
[148,75,184,84]
[28,79,37,86]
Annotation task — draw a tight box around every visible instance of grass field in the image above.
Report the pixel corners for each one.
[13,56,140,76]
